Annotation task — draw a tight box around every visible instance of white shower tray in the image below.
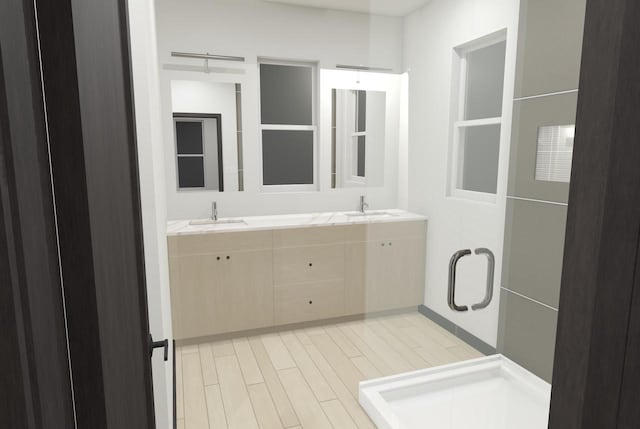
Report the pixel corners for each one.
[359,354,551,429]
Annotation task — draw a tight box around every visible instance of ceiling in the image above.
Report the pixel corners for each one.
[261,0,431,17]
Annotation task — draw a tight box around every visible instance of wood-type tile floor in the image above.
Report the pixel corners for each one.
[176,311,484,429]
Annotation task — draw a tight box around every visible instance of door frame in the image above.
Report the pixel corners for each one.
[2,0,640,427]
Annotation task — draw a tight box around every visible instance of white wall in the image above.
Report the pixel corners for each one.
[404,0,519,346]
[155,0,404,72]
[127,1,173,428]
[156,0,406,220]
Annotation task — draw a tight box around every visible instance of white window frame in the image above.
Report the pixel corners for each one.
[338,89,367,186]
[448,30,507,203]
[257,59,318,192]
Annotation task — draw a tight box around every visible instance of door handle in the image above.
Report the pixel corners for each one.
[149,335,169,362]
[471,248,495,311]
[448,249,471,312]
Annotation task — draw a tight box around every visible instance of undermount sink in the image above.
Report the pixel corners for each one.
[188,218,247,226]
[345,211,395,218]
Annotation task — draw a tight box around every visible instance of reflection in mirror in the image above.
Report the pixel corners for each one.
[170,80,244,192]
[331,89,386,188]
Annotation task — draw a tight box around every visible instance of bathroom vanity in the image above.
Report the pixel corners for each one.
[167,210,427,341]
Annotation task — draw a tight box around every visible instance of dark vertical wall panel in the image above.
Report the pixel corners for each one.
[0,0,75,427]
[550,0,640,428]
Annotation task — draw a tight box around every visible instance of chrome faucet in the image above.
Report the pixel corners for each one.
[359,195,369,213]
[212,201,218,222]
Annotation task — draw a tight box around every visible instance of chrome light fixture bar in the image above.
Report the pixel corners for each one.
[171,51,245,62]
[336,64,393,72]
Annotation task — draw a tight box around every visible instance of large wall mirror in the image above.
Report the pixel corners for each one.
[332,89,386,188]
[171,80,244,192]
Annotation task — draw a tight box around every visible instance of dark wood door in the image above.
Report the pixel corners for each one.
[0,1,75,427]
[35,0,158,427]
[549,0,640,428]
[1,0,157,428]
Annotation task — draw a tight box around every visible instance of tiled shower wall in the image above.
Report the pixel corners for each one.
[497,0,586,382]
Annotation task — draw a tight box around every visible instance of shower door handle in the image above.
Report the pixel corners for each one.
[471,248,495,311]
[448,249,471,312]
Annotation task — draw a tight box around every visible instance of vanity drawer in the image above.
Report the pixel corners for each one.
[168,230,273,256]
[273,244,345,284]
[273,225,352,247]
[274,280,346,325]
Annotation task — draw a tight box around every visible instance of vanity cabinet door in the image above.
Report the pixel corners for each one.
[169,254,223,340]
[169,250,274,340]
[218,250,274,332]
[378,238,426,311]
[346,235,426,313]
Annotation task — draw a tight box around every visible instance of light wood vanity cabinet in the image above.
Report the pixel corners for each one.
[168,220,426,341]
[168,231,274,340]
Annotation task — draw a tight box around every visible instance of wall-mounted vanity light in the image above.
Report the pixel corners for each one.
[171,51,246,73]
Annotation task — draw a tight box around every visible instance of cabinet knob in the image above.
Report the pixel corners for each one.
[308,263,313,267]
[216,256,221,261]
[381,243,385,247]
[389,242,392,246]
[308,300,313,304]
[226,256,231,260]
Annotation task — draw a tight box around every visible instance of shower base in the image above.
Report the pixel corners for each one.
[359,354,550,429]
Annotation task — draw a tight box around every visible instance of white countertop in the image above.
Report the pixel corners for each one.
[167,209,427,236]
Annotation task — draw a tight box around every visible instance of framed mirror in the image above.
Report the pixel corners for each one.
[331,89,386,188]
[170,80,244,192]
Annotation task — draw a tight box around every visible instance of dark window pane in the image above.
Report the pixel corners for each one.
[175,121,203,154]
[260,64,313,125]
[356,136,366,177]
[461,124,500,193]
[464,41,506,120]
[178,157,205,188]
[262,130,313,185]
[356,90,367,132]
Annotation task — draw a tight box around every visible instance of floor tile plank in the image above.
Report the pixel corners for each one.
[350,356,382,380]
[309,333,365,398]
[324,325,362,358]
[205,384,228,429]
[248,383,284,429]
[321,399,358,429]
[336,324,395,376]
[249,337,300,428]
[277,368,333,429]
[261,334,296,370]
[280,332,336,402]
[200,344,219,386]
[216,355,259,429]
[183,352,209,429]
[364,320,430,370]
[346,322,414,374]
[304,344,376,429]
[212,341,236,358]
[233,338,264,385]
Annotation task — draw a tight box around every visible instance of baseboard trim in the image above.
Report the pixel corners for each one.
[418,305,496,356]
[175,307,417,347]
